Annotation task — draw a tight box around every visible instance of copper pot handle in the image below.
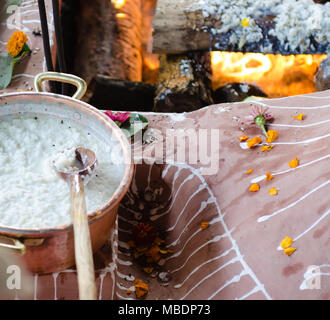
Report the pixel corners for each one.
[0,236,26,255]
[34,72,87,100]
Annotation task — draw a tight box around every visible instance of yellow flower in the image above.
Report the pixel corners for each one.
[268,187,278,196]
[280,236,293,249]
[261,145,274,152]
[7,31,28,57]
[266,130,278,143]
[241,18,250,27]
[289,157,299,168]
[249,183,260,192]
[292,113,304,121]
[247,136,262,148]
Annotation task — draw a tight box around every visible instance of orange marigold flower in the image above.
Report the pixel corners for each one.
[289,157,299,168]
[245,169,253,174]
[247,136,262,148]
[146,246,161,262]
[7,31,28,57]
[261,145,274,152]
[249,183,260,192]
[200,221,209,230]
[268,187,278,196]
[284,247,296,256]
[292,113,304,121]
[266,130,278,143]
[265,172,274,181]
[280,236,293,249]
[239,134,249,142]
[134,280,149,299]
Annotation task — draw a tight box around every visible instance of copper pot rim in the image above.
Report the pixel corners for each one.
[0,92,134,236]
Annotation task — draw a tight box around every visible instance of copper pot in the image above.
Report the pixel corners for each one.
[0,72,134,274]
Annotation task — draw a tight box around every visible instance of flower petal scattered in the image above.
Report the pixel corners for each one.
[239,134,249,142]
[261,145,274,152]
[284,247,296,256]
[247,136,262,148]
[134,279,149,299]
[292,113,304,121]
[245,169,253,174]
[265,172,274,181]
[249,183,260,192]
[200,222,209,230]
[266,130,278,143]
[280,236,293,249]
[268,187,278,196]
[289,157,299,168]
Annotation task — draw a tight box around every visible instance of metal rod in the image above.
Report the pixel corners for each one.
[37,0,56,93]
[52,0,68,95]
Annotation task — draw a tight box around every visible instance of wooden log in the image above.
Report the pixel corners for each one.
[63,0,143,89]
[152,0,330,55]
[153,52,213,113]
[87,75,156,111]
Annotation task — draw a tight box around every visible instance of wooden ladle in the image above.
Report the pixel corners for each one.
[53,146,97,300]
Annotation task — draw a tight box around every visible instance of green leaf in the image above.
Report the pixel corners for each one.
[0,52,14,90]
[121,113,149,138]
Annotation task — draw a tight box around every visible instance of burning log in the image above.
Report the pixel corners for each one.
[152,0,330,55]
[64,0,143,86]
[154,52,213,113]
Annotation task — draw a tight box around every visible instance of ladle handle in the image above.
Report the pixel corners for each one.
[69,174,97,300]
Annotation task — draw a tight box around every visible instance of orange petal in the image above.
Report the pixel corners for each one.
[292,113,304,121]
[280,236,293,249]
[249,183,260,192]
[247,137,262,148]
[268,187,278,196]
[200,222,209,230]
[266,130,278,143]
[239,134,249,142]
[261,145,274,152]
[245,169,253,174]
[134,280,149,299]
[289,157,299,168]
[265,172,274,181]
[284,247,296,256]
[126,289,132,295]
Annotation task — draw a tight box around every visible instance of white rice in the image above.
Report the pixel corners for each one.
[0,116,125,229]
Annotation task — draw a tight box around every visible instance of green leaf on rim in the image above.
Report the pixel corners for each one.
[120,113,149,138]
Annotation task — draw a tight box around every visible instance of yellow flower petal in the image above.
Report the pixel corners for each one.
[265,173,274,181]
[239,134,249,142]
[289,157,299,168]
[245,169,253,174]
[7,31,28,57]
[284,247,296,256]
[268,187,278,196]
[280,236,293,249]
[292,113,304,121]
[261,145,274,152]
[247,136,262,148]
[266,130,278,144]
[200,222,209,230]
[249,183,260,192]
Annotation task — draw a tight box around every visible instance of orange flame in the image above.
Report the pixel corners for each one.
[211,52,327,98]
[111,0,126,10]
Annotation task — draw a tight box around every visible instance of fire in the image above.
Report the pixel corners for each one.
[211,52,327,98]
[111,0,126,10]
